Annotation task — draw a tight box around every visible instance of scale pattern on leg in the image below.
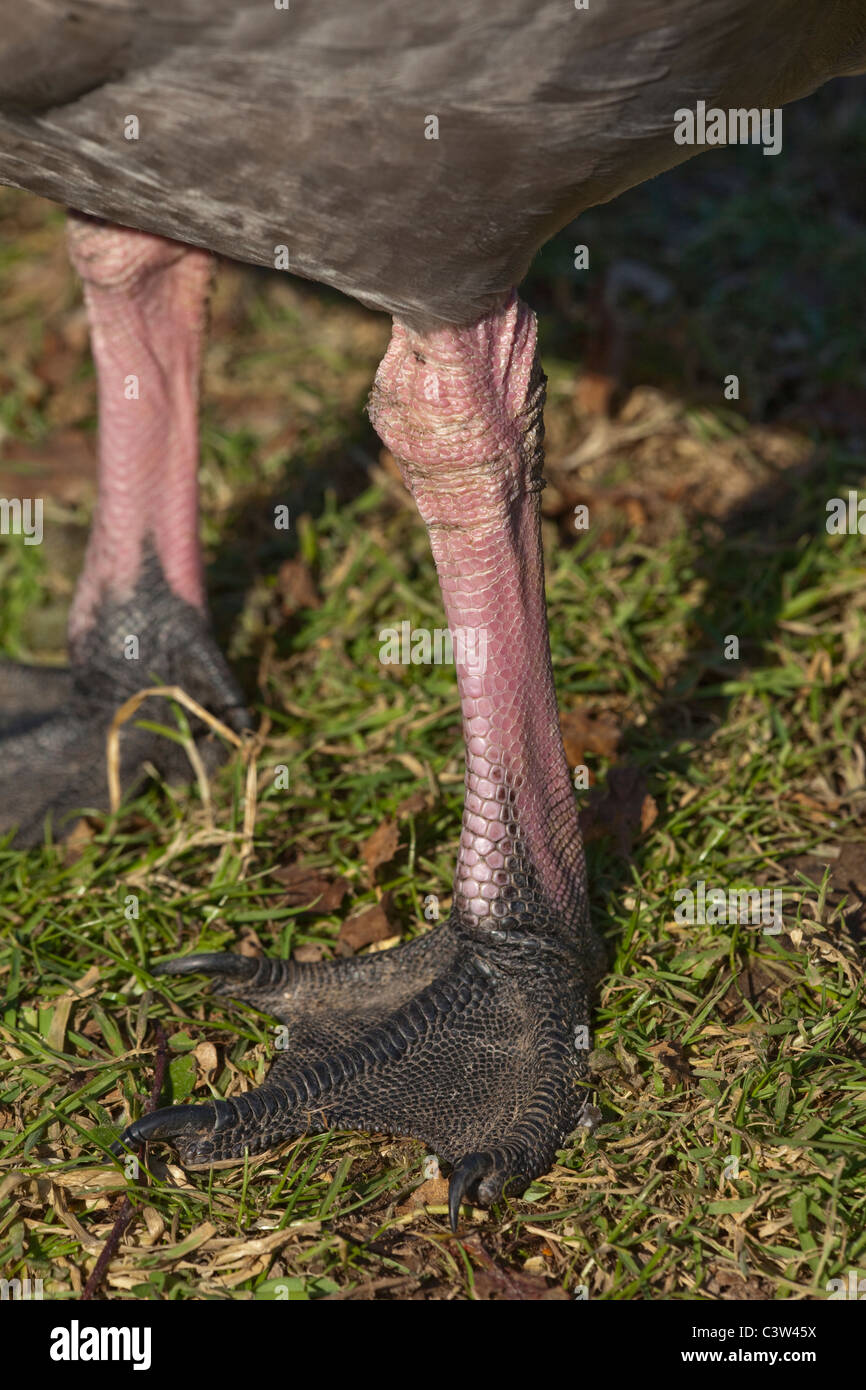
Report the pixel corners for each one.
[152,926,460,1055]
[119,923,594,1225]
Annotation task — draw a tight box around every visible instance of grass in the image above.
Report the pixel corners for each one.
[0,78,865,1300]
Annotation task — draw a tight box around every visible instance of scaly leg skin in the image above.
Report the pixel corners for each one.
[0,216,247,846]
[117,293,606,1228]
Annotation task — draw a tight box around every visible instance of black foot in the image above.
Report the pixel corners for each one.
[114,921,600,1229]
[0,553,248,845]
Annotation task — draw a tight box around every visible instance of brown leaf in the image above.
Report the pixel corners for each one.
[395,790,433,819]
[277,558,320,614]
[640,794,658,833]
[271,862,349,913]
[237,927,264,958]
[407,1177,450,1209]
[339,900,395,953]
[560,707,621,768]
[648,1040,694,1085]
[292,943,325,963]
[361,820,400,876]
[194,1042,218,1082]
[461,1235,568,1301]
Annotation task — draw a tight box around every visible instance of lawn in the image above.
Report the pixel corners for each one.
[0,78,864,1301]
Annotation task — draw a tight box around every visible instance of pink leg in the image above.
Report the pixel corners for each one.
[370,293,596,950]
[65,214,210,643]
[0,217,245,844]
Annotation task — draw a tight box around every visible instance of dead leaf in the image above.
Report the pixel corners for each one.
[194,1042,218,1082]
[141,1206,165,1247]
[395,790,433,819]
[339,900,395,952]
[361,820,400,876]
[460,1234,568,1301]
[366,934,401,953]
[407,1177,450,1209]
[292,943,325,963]
[648,1040,694,1085]
[640,794,658,833]
[49,1184,102,1250]
[68,965,102,998]
[277,558,320,614]
[560,707,621,768]
[237,927,264,958]
[22,1167,127,1199]
[46,996,74,1053]
[271,863,349,913]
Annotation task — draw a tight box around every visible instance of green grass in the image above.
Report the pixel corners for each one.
[0,79,865,1300]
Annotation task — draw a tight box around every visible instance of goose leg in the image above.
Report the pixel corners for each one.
[0,216,247,844]
[116,294,605,1226]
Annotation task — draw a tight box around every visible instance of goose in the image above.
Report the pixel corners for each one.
[1,1,863,1228]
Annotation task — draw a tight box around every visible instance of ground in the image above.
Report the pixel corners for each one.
[0,78,864,1301]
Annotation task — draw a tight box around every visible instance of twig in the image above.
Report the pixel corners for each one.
[106,685,244,813]
[81,1024,168,1301]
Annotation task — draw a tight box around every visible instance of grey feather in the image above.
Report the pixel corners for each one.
[0,0,864,323]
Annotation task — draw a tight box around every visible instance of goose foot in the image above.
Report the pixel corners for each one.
[0,554,248,845]
[113,921,600,1230]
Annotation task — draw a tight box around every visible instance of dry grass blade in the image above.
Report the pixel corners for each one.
[106,684,246,813]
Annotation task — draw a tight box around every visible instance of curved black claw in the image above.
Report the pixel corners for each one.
[151,953,259,981]
[448,1150,532,1232]
[449,1153,488,1232]
[112,1101,223,1160]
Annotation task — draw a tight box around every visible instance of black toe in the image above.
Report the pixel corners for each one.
[117,1102,218,1151]
[151,953,259,980]
[449,1152,491,1232]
